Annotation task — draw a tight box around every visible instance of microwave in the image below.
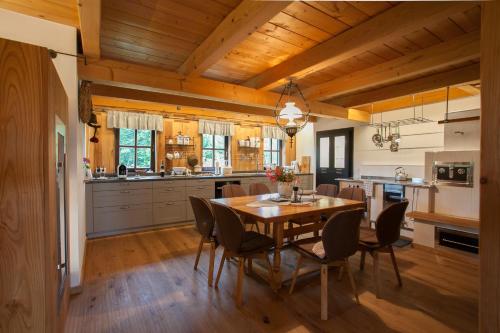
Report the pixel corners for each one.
[432,161,473,187]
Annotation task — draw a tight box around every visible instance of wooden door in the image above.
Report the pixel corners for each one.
[316,128,354,187]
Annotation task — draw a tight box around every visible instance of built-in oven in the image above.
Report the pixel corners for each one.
[433,161,473,187]
[383,184,405,208]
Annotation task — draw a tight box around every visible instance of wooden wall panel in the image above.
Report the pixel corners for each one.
[86,112,297,172]
[480,1,500,331]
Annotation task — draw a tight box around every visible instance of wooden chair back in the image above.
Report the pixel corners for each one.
[321,209,365,261]
[221,184,246,198]
[249,183,271,195]
[211,202,245,253]
[375,200,409,247]
[188,196,215,239]
[316,184,338,197]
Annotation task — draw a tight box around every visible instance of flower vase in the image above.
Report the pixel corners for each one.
[278,182,293,198]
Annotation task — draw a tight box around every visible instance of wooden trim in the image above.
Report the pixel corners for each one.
[80,58,368,120]
[406,211,479,230]
[480,1,500,331]
[77,0,101,59]
[331,64,480,107]
[178,0,290,76]
[243,2,477,91]
[304,31,480,101]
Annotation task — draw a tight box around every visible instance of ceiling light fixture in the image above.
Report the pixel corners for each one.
[273,79,310,146]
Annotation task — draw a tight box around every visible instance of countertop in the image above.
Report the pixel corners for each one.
[85,172,313,184]
[336,177,435,188]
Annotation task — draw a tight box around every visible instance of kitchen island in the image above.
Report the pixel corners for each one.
[85,173,313,238]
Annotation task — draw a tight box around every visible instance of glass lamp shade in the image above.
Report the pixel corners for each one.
[279,102,303,120]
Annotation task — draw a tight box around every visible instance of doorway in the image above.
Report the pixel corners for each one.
[316,128,353,187]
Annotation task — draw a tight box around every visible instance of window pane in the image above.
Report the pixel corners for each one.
[272,139,279,150]
[214,149,225,164]
[136,148,151,169]
[319,137,330,168]
[202,134,213,149]
[334,136,346,169]
[202,150,214,167]
[119,147,135,168]
[119,128,135,146]
[214,135,225,149]
[264,151,271,166]
[264,138,271,150]
[272,152,279,164]
[137,130,152,146]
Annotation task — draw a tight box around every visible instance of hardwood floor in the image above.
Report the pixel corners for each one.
[65,226,478,333]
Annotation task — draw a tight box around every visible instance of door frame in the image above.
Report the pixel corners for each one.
[315,128,354,186]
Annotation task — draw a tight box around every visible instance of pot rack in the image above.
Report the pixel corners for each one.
[367,95,434,128]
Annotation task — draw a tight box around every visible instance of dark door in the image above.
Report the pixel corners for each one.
[316,128,353,187]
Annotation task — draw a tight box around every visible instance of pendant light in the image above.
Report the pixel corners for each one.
[273,79,311,146]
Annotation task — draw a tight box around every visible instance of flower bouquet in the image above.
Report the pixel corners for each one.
[266,166,296,198]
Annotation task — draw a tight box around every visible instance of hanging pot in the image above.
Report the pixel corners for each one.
[372,127,382,145]
[390,141,399,152]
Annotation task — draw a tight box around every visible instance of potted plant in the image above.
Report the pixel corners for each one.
[266,166,297,198]
[83,157,92,179]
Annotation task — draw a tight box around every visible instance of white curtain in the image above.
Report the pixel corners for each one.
[262,125,288,140]
[198,119,234,136]
[107,110,163,132]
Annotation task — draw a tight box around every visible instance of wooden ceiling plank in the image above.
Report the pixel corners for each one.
[178,0,291,76]
[307,1,370,27]
[348,1,393,16]
[78,58,367,121]
[268,11,332,43]
[257,22,317,49]
[329,63,480,107]
[303,31,480,101]
[77,0,101,58]
[243,2,477,91]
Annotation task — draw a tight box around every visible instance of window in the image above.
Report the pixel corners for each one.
[202,134,228,170]
[263,138,282,166]
[116,128,155,170]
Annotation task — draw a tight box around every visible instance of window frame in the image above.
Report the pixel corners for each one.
[263,138,282,167]
[115,128,156,171]
[201,134,229,171]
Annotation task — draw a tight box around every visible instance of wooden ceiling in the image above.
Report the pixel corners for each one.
[0,0,482,120]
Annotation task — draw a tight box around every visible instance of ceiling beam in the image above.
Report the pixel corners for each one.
[243,2,477,91]
[303,31,480,101]
[457,84,481,95]
[77,0,101,59]
[79,58,368,121]
[0,1,79,27]
[330,63,480,107]
[177,0,291,76]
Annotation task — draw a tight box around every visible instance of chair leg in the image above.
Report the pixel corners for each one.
[337,266,344,281]
[389,245,402,287]
[214,250,226,289]
[345,259,360,304]
[321,264,328,321]
[194,237,204,270]
[246,258,253,275]
[208,241,216,287]
[287,221,294,241]
[254,222,261,233]
[289,255,303,295]
[372,251,381,298]
[359,250,366,271]
[262,252,276,292]
[236,257,245,307]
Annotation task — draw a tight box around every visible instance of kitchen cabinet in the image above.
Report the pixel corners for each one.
[153,201,187,225]
[94,204,153,233]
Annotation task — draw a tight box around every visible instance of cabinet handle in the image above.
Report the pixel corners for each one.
[164,202,175,206]
[196,186,207,190]
[120,205,130,210]
[161,188,175,192]
[120,190,130,194]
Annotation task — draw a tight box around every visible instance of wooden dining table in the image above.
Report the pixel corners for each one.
[210,194,365,286]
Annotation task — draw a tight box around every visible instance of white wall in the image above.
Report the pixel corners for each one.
[311,95,481,180]
[0,9,86,288]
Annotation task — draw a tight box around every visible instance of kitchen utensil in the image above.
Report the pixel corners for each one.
[194,165,202,173]
[221,166,233,175]
[168,139,173,145]
[166,153,174,160]
[174,151,180,159]
[390,141,399,152]
[172,167,186,175]
[183,137,190,145]
[394,166,408,180]
[187,155,198,167]
[372,128,382,145]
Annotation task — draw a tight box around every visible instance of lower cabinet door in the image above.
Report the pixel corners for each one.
[93,204,153,233]
[153,201,187,225]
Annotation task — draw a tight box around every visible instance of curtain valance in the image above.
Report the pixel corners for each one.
[106,110,163,132]
[262,125,288,140]
[198,119,234,136]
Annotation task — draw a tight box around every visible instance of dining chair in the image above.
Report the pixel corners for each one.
[211,202,276,307]
[287,184,337,240]
[316,183,338,197]
[189,196,217,286]
[337,187,366,202]
[358,200,409,298]
[221,184,260,233]
[288,208,365,320]
[248,183,271,235]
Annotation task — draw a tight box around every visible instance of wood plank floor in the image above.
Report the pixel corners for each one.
[65,226,478,333]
